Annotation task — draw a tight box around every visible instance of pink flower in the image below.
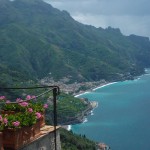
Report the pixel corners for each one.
[31,95,36,99]
[3,118,8,125]
[0,115,3,122]
[0,96,5,100]
[6,100,10,103]
[35,112,42,119]
[12,121,20,127]
[19,102,28,107]
[26,95,31,100]
[43,104,48,109]
[16,98,23,102]
[28,108,33,113]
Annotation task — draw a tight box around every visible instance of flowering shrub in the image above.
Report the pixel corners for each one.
[0,115,8,130]
[43,104,48,109]
[19,102,28,107]
[12,121,20,127]
[0,112,37,130]
[28,108,33,113]
[1,95,48,112]
[35,112,42,119]
[0,95,49,131]
[0,96,6,100]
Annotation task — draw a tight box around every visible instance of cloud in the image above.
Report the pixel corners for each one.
[73,13,150,37]
[45,0,150,15]
[44,0,150,38]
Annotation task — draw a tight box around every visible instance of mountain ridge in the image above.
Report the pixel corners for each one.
[0,0,150,87]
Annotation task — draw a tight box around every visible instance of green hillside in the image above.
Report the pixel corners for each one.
[0,0,150,86]
[0,0,150,148]
[60,128,96,150]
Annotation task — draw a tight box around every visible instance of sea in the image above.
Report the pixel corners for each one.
[72,69,150,150]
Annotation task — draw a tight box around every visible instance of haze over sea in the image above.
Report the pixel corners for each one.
[72,69,150,150]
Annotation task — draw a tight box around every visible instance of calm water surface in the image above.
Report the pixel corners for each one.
[72,70,150,150]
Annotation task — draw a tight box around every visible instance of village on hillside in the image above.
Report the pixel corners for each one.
[40,77,107,96]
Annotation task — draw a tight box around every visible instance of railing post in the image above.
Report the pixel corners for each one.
[53,87,58,150]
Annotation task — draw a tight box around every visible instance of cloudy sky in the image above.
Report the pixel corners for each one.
[44,0,150,38]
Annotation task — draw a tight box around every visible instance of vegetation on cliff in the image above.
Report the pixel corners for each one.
[1,0,150,149]
[60,128,97,150]
[44,93,92,125]
[1,0,150,87]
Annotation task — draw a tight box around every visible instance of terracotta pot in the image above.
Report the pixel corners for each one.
[33,121,41,137]
[39,111,46,128]
[0,132,4,150]
[2,121,41,150]
[3,128,23,150]
[22,126,34,144]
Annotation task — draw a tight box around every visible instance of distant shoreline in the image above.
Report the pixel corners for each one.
[62,75,148,130]
[92,82,117,91]
[74,91,90,97]
[63,82,118,131]
[74,82,117,98]
[63,101,98,131]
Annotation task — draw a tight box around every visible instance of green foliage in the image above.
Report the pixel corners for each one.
[19,112,37,127]
[0,94,47,130]
[2,103,26,112]
[60,128,96,150]
[47,93,89,124]
[1,0,149,145]
[2,101,44,113]
[0,111,37,130]
[0,0,150,85]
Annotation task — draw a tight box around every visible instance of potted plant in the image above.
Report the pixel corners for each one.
[1,95,48,127]
[0,112,36,149]
[0,95,49,150]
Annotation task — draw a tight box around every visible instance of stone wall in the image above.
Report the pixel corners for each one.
[20,128,61,150]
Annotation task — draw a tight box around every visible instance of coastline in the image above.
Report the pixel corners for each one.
[92,82,117,91]
[74,91,90,98]
[64,82,117,131]
[63,100,98,131]
[62,78,142,131]
[61,125,72,131]
[74,81,117,98]
[90,101,98,109]
[70,69,150,149]
[69,72,149,129]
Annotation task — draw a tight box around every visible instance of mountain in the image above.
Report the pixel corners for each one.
[0,0,150,86]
